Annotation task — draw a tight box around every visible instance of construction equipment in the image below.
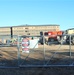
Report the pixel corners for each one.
[39,31,63,45]
[39,28,74,45]
[65,28,74,45]
[44,31,63,44]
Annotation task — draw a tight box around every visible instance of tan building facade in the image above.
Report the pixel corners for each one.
[12,25,60,36]
[0,25,60,36]
[0,27,11,35]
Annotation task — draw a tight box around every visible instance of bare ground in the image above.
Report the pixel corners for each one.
[0,44,74,75]
[0,67,74,75]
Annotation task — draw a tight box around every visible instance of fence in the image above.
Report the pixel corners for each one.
[0,34,74,68]
[0,35,18,68]
[18,34,74,67]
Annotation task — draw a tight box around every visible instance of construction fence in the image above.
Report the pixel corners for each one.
[0,34,74,68]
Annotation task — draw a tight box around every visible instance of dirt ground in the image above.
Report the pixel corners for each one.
[0,44,74,75]
[0,67,74,75]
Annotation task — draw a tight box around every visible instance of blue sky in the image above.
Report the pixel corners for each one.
[0,0,74,30]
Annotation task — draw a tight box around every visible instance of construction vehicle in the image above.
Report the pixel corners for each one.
[65,28,74,45]
[44,31,63,44]
[39,31,63,45]
[39,28,74,45]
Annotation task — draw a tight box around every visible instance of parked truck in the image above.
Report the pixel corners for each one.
[44,31,63,44]
[39,28,74,45]
[39,31,63,45]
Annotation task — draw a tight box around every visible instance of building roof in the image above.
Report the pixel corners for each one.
[0,26,10,28]
[12,24,60,27]
[67,28,74,30]
[0,24,60,28]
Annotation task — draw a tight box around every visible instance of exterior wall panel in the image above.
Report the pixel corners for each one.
[0,25,60,36]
